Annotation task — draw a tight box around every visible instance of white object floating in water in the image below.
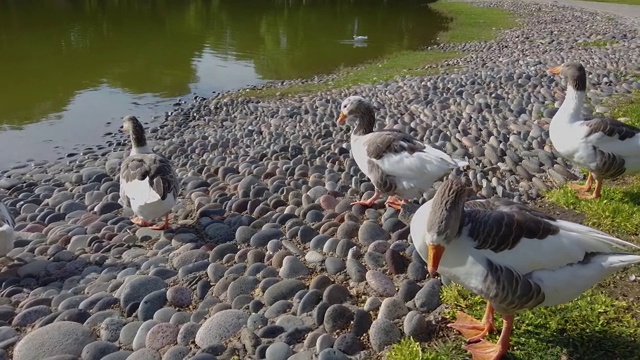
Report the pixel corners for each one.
[353,35,368,41]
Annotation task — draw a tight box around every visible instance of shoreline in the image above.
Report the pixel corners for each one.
[1,1,640,360]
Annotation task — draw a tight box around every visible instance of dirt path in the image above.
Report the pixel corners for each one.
[524,0,640,23]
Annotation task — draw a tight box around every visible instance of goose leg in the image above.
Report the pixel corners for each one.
[150,214,170,230]
[351,190,381,207]
[577,179,603,200]
[131,216,152,227]
[569,172,593,194]
[385,196,409,211]
[448,302,497,341]
[463,314,514,360]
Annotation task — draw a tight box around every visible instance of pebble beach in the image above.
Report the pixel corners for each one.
[0,1,639,360]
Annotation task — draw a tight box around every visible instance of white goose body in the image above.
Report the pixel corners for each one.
[410,179,640,359]
[350,132,465,199]
[119,116,179,229]
[549,87,640,175]
[338,96,468,208]
[120,170,176,222]
[411,196,640,310]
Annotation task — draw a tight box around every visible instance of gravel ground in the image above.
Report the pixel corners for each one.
[0,1,638,360]
[521,0,640,27]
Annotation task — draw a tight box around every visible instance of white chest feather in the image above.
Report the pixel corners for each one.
[0,225,15,257]
[350,135,371,177]
[549,88,599,167]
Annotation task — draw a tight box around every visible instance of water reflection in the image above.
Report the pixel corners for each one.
[0,0,448,167]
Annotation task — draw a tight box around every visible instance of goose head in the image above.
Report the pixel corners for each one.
[424,179,473,276]
[121,115,150,154]
[547,62,587,92]
[337,96,376,134]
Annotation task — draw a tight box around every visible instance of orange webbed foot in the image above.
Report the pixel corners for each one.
[463,339,508,360]
[131,216,152,227]
[385,196,408,211]
[576,191,600,200]
[448,311,496,341]
[568,182,591,193]
[149,215,170,230]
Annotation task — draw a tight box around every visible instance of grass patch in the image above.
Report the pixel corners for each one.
[430,1,517,43]
[580,0,640,5]
[609,90,640,127]
[388,283,640,360]
[235,2,517,99]
[545,177,640,241]
[236,50,460,99]
[578,39,619,47]
[388,337,466,360]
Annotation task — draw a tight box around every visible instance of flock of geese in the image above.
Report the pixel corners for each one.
[0,61,637,359]
[337,62,640,360]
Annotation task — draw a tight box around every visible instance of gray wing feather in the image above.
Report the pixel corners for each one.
[0,202,15,228]
[464,209,561,253]
[592,146,627,179]
[583,117,639,140]
[120,154,179,202]
[367,160,397,195]
[365,130,426,160]
[465,198,557,221]
[481,258,545,314]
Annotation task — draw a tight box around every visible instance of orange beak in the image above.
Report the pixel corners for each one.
[428,244,444,277]
[337,112,348,125]
[547,66,562,75]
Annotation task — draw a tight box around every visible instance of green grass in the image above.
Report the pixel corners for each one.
[388,283,640,360]
[430,1,517,43]
[235,50,460,98]
[578,39,619,47]
[235,2,517,99]
[580,0,640,5]
[545,177,640,241]
[609,90,640,128]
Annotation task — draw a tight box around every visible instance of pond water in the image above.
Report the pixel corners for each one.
[0,0,449,169]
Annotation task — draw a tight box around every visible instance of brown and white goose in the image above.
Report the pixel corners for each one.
[337,96,468,210]
[119,115,179,230]
[548,62,640,199]
[411,178,640,360]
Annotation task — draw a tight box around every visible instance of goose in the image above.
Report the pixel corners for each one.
[0,201,15,263]
[119,115,179,230]
[410,178,640,360]
[547,62,640,199]
[337,95,468,210]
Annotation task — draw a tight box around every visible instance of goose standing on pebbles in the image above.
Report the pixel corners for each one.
[119,115,179,230]
[411,178,640,360]
[547,62,640,199]
[337,96,468,210]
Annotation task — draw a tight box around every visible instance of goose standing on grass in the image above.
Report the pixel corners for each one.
[337,95,468,210]
[119,115,179,230]
[547,62,640,199]
[410,178,640,360]
[0,201,15,263]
